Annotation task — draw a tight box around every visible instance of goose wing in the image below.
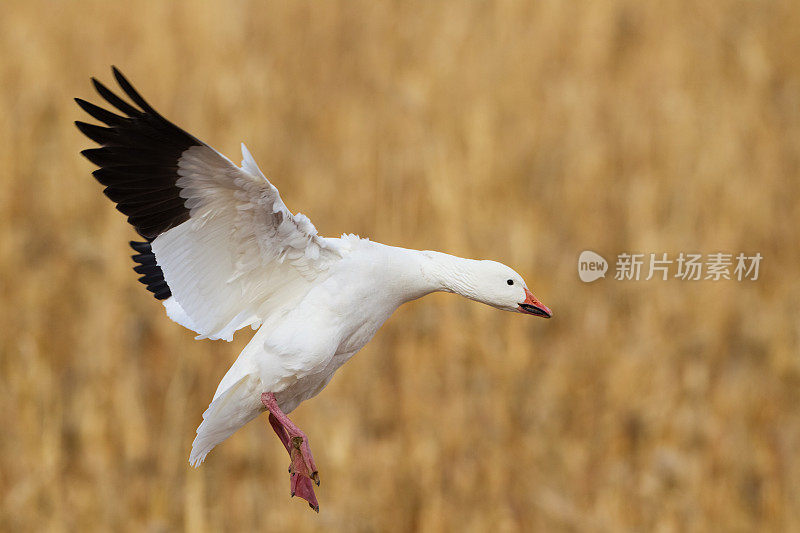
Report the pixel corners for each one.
[76,67,340,341]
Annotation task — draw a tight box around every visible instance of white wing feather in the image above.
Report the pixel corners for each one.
[151,143,340,341]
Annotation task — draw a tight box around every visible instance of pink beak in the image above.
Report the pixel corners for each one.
[518,288,552,318]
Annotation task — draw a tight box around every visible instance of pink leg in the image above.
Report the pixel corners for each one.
[262,393,320,512]
[269,412,318,504]
[268,413,290,453]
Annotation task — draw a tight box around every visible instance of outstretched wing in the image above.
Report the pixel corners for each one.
[77,67,341,341]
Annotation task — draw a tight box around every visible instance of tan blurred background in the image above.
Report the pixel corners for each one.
[1,1,799,531]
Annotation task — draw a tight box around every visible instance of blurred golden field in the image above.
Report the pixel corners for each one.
[1,0,800,531]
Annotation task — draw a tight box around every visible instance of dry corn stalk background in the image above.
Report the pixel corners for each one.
[1,1,799,531]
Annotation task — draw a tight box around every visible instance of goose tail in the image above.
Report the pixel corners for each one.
[189,373,264,467]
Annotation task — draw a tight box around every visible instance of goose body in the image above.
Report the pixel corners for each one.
[76,68,552,511]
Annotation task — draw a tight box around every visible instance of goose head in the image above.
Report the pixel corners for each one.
[466,260,552,318]
[415,250,552,318]
[423,255,551,318]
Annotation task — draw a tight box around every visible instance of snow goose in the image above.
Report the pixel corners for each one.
[75,67,552,512]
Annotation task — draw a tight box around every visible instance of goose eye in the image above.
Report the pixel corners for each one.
[507,279,514,285]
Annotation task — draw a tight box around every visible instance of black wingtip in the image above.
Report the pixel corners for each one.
[111,66,157,115]
[75,120,96,137]
[77,67,199,240]
[79,148,97,163]
[91,75,142,117]
[129,240,172,300]
[75,121,116,144]
[75,97,127,126]
[130,240,152,252]
[74,97,91,110]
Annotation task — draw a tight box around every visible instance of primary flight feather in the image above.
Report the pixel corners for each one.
[76,67,552,512]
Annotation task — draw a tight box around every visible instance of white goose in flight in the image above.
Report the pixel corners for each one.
[76,67,552,512]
